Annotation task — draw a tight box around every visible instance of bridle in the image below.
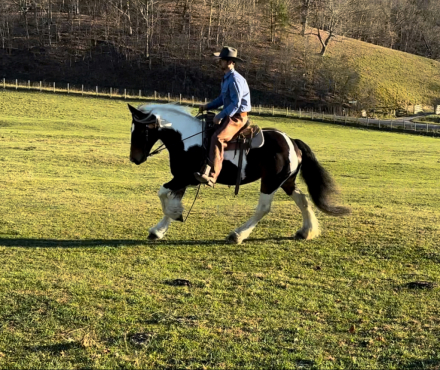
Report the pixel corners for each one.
[132,114,164,157]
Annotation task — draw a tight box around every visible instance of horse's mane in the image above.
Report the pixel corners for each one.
[138,103,199,124]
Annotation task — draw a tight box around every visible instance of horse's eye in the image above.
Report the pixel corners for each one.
[131,123,135,133]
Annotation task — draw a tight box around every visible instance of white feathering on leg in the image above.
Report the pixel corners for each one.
[291,189,320,240]
[228,192,275,244]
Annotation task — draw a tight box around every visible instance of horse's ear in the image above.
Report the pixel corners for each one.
[128,104,140,116]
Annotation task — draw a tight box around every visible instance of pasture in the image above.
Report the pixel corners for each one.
[0,90,439,369]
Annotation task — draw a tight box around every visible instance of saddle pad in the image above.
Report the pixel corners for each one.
[226,125,265,151]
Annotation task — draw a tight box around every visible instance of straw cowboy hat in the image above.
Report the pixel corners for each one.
[213,46,245,62]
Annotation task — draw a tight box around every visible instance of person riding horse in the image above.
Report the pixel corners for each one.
[194,46,251,187]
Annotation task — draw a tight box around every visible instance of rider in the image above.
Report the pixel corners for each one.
[194,46,251,187]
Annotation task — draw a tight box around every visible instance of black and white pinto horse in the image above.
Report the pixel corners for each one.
[128,103,350,244]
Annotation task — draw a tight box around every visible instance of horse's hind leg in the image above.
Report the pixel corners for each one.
[148,185,185,240]
[281,176,320,240]
[227,191,276,244]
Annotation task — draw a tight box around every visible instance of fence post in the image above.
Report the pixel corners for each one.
[154,91,157,100]
[168,93,170,102]
[82,85,84,96]
[139,90,142,98]
[367,117,369,126]
[53,82,55,92]
[40,81,42,92]
[180,94,182,105]
[390,120,393,129]
[28,80,30,89]
[414,122,416,131]
[299,108,302,118]
[427,123,429,133]
[124,89,127,99]
[205,97,207,104]
[67,83,69,94]
[259,105,261,115]
[333,113,336,123]
[3,78,5,89]
[344,114,347,125]
[192,96,194,106]
[286,107,288,117]
[272,106,274,116]
[16,79,18,90]
[96,86,98,96]
[379,120,381,129]
[110,87,112,98]
[311,109,314,120]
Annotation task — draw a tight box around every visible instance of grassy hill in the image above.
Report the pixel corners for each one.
[245,28,440,110]
[325,35,440,108]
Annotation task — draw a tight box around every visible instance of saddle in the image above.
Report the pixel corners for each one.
[199,112,265,195]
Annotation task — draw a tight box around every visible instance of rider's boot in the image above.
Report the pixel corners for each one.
[194,163,216,187]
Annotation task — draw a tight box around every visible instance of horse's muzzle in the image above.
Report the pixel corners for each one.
[130,149,147,165]
[129,155,146,165]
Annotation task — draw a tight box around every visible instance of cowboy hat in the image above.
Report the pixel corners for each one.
[213,46,245,62]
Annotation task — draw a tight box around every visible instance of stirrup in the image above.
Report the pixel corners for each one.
[194,164,216,187]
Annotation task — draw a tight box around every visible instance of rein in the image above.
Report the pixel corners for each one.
[145,113,212,159]
[146,128,210,158]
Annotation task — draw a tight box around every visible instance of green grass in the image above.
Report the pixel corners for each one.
[1,90,440,369]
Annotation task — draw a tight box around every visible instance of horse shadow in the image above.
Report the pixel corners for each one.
[0,236,297,248]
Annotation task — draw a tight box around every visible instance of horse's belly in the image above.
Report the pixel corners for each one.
[217,152,261,186]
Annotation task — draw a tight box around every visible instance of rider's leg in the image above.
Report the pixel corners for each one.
[195,114,247,186]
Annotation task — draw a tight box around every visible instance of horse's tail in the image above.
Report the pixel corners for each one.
[293,139,351,216]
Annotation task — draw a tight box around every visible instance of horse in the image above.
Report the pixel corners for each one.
[128,103,350,244]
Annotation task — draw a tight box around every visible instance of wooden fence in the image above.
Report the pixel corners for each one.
[2,77,440,136]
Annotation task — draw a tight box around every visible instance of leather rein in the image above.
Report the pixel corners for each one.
[137,113,212,159]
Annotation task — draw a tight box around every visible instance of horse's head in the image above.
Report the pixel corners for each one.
[128,104,166,165]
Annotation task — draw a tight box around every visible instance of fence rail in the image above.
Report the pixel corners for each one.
[2,78,440,136]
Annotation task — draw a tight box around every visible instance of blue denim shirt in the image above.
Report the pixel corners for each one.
[206,69,251,119]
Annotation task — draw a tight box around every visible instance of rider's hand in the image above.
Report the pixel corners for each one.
[198,104,207,114]
[213,115,221,125]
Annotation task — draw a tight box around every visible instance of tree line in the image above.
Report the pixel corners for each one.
[0,0,438,109]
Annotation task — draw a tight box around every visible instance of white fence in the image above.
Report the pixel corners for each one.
[2,78,440,136]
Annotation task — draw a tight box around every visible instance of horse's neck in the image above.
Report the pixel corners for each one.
[160,114,203,152]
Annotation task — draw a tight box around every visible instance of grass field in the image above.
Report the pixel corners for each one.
[1,90,440,369]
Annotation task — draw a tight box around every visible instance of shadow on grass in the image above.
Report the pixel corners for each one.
[0,236,297,248]
[379,358,440,370]
[24,341,80,353]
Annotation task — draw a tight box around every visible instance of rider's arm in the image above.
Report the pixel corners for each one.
[217,80,242,120]
[206,95,223,111]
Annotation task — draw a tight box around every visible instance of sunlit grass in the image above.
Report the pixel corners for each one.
[0,90,439,369]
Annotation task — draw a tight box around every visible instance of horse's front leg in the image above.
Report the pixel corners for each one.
[148,185,186,240]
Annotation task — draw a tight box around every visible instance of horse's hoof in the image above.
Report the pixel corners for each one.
[175,214,184,222]
[294,229,320,240]
[226,232,242,244]
[148,232,160,240]
[294,231,306,240]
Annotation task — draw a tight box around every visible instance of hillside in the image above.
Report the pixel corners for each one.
[1,1,440,111]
